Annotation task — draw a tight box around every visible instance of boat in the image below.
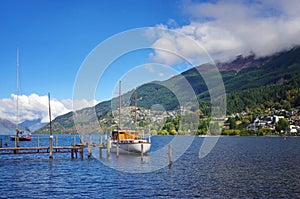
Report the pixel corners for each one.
[10,131,32,141]
[111,129,151,154]
[109,81,151,154]
[10,49,32,143]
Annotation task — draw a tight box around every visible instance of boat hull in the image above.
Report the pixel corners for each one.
[111,142,151,154]
[10,136,32,141]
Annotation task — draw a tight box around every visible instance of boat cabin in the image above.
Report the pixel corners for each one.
[112,130,139,141]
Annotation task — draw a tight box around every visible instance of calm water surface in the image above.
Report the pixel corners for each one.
[0,135,299,198]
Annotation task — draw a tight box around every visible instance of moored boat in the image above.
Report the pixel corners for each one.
[111,129,151,154]
[10,135,32,141]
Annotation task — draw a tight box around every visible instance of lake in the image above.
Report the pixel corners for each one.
[0,135,299,198]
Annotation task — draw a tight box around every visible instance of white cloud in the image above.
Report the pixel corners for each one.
[150,0,300,64]
[0,93,98,123]
[62,99,98,111]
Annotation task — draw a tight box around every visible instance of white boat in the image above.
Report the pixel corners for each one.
[110,129,151,154]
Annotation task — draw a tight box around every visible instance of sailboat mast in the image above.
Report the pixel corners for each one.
[14,48,20,147]
[118,80,121,129]
[16,48,19,131]
[134,88,137,131]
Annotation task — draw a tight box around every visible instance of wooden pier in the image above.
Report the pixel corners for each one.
[0,135,108,159]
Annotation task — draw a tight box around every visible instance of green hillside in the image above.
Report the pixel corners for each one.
[36,47,300,134]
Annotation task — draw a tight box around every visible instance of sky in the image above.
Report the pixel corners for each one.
[0,0,300,123]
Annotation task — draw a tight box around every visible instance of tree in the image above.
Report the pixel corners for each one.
[275,118,289,134]
[227,117,237,129]
[158,129,169,135]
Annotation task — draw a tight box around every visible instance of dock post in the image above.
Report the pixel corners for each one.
[106,137,111,157]
[73,135,76,146]
[80,135,83,144]
[168,144,173,168]
[48,92,53,159]
[80,145,84,159]
[55,135,58,152]
[88,134,92,159]
[16,136,20,147]
[71,148,74,158]
[5,136,8,146]
[141,144,144,161]
[37,136,40,152]
[56,135,58,146]
[99,136,103,159]
[100,136,103,146]
[116,142,119,157]
[49,135,53,159]
[0,138,2,148]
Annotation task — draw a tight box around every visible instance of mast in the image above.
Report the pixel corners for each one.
[134,88,137,131]
[118,80,121,130]
[16,49,20,130]
[15,49,20,147]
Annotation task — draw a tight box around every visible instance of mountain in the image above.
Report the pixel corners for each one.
[0,118,46,135]
[19,119,47,132]
[36,46,300,134]
[0,118,17,135]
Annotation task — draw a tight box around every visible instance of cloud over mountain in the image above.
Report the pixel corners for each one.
[0,94,97,123]
[150,0,300,64]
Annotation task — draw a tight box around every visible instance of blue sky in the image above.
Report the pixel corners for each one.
[0,0,184,100]
[1,0,300,123]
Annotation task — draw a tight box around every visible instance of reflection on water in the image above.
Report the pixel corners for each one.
[97,135,195,173]
[0,135,300,198]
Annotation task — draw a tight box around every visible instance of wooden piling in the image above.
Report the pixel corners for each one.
[5,136,8,146]
[56,135,58,146]
[49,135,53,159]
[48,92,53,159]
[107,137,111,157]
[99,136,103,159]
[16,136,20,147]
[88,134,92,159]
[0,138,2,148]
[116,142,119,157]
[168,144,173,167]
[80,135,83,144]
[73,135,76,146]
[37,136,40,152]
[37,136,40,147]
[80,145,84,159]
[141,144,144,160]
[71,148,74,158]
[55,136,59,152]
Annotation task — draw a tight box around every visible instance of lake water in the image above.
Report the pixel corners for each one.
[0,135,299,198]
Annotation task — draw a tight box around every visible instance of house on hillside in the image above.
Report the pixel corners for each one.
[249,115,284,131]
[288,125,300,135]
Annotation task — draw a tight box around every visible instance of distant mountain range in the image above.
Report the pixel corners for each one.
[0,118,17,135]
[34,46,300,134]
[19,119,47,132]
[0,118,47,135]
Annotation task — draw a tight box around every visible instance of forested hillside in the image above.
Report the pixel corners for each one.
[36,47,300,134]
